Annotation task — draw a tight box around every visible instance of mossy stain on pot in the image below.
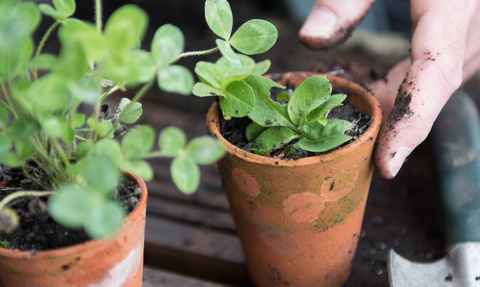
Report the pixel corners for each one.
[232,168,259,196]
[283,193,325,223]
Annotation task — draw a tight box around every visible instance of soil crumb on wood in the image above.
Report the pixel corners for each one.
[0,165,142,251]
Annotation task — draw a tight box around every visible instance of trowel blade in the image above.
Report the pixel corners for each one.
[388,243,480,287]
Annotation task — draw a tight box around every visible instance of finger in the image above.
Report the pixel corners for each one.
[299,0,375,50]
[373,0,476,179]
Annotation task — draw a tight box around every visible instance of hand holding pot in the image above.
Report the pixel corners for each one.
[299,0,480,179]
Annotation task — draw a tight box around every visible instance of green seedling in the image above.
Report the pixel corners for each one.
[0,0,277,239]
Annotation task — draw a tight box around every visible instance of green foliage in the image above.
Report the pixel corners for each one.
[0,0,274,239]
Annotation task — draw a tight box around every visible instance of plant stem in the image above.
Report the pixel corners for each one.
[0,83,16,118]
[33,21,60,80]
[174,47,219,62]
[130,76,155,104]
[100,85,120,102]
[0,191,55,211]
[95,0,102,33]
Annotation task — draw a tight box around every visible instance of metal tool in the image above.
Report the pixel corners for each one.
[388,90,480,287]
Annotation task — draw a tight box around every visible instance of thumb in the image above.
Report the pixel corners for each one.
[299,0,375,50]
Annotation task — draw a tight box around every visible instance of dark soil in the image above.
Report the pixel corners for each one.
[0,164,142,251]
[220,87,371,159]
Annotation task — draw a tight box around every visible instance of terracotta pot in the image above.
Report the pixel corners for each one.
[0,173,147,287]
[206,72,382,287]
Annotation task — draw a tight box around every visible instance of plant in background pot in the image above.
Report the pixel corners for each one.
[194,6,383,284]
[0,0,277,285]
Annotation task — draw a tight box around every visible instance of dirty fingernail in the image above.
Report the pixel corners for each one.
[300,7,337,38]
[388,147,411,178]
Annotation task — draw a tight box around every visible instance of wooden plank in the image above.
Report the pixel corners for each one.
[142,266,231,287]
[145,216,244,263]
[147,197,236,231]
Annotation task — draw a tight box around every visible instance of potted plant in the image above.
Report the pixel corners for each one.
[192,4,383,285]
[0,0,276,285]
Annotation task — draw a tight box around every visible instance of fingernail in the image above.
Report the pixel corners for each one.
[300,7,337,38]
[388,147,411,178]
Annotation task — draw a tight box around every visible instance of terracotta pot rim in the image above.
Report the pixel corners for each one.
[0,173,148,259]
[207,73,382,167]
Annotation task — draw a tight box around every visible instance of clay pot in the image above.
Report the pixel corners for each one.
[206,72,382,287]
[0,173,147,287]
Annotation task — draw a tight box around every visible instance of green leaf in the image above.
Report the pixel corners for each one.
[40,116,66,139]
[84,200,126,239]
[218,80,255,118]
[104,4,148,51]
[61,126,75,143]
[301,118,352,143]
[49,185,93,228]
[75,140,93,160]
[245,122,267,141]
[192,82,224,98]
[119,99,143,125]
[251,127,300,155]
[306,94,346,123]
[129,50,156,84]
[171,156,200,194]
[93,139,123,166]
[104,51,139,83]
[157,65,194,95]
[253,59,271,75]
[205,0,233,40]
[55,41,88,80]
[186,136,224,165]
[151,24,184,67]
[53,0,75,18]
[79,155,121,195]
[120,160,153,181]
[38,4,63,21]
[67,74,100,105]
[9,79,32,113]
[288,75,332,126]
[59,19,107,61]
[19,2,41,32]
[7,117,40,141]
[158,126,186,156]
[121,125,155,159]
[0,37,34,80]
[0,103,9,129]
[0,3,32,51]
[88,119,113,139]
[216,39,241,68]
[15,139,35,159]
[28,54,58,70]
[72,113,85,128]
[215,54,255,78]
[0,132,11,154]
[243,75,290,127]
[27,73,69,112]
[0,153,22,167]
[230,19,277,55]
[195,61,225,88]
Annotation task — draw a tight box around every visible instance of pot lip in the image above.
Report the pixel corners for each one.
[0,173,148,258]
[206,73,382,166]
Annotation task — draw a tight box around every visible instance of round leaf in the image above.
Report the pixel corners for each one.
[205,0,233,40]
[104,4,148,51]
[67,74,100,105]
[93,139,123,166]
[194,61,225,88]
[218,80,255,118]
[84,200,126,239]
[186,136,225,165]
[28,54,58,70]
[159,126,186,156]
[104,51,139,83]
[49,185,93,228]
[129,50,156,84]
[53,0,75,18]
[121,125,155,159]
[79,155,121,195]
[0,153,22,167]
[118,98,143,124]
[59,19,107,61]
[0,132,11,154]
[151,24,184,67]
[157,65,194,96]
[7,117,40,141]
[230,19,278,55]
[27,73,70,112]
[171,156,200,194]
[120,160,153,181]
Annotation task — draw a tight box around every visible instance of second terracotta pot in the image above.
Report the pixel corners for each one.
[0,173,147,287]
[207,72,382,287]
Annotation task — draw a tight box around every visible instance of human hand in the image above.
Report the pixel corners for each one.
[299,0,480,179]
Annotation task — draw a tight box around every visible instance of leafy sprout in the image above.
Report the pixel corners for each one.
[0,0,277,239]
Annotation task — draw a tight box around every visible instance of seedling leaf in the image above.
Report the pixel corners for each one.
[49,185,93,228]
[157,65,194,95]
[205,0,233,40]
[186,136,225,165]
[171,156,200,194]
[151,24,184,67]
[159,126,186,156]
[216,39,241,68]
[84,200,126,239]
[230,19,277,55]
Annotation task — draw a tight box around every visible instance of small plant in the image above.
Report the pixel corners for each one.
[194,64,353,155]
[0,0,277,239]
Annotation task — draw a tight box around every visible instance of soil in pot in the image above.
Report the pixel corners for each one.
[219,86,372,159]
[0,164,143,251]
